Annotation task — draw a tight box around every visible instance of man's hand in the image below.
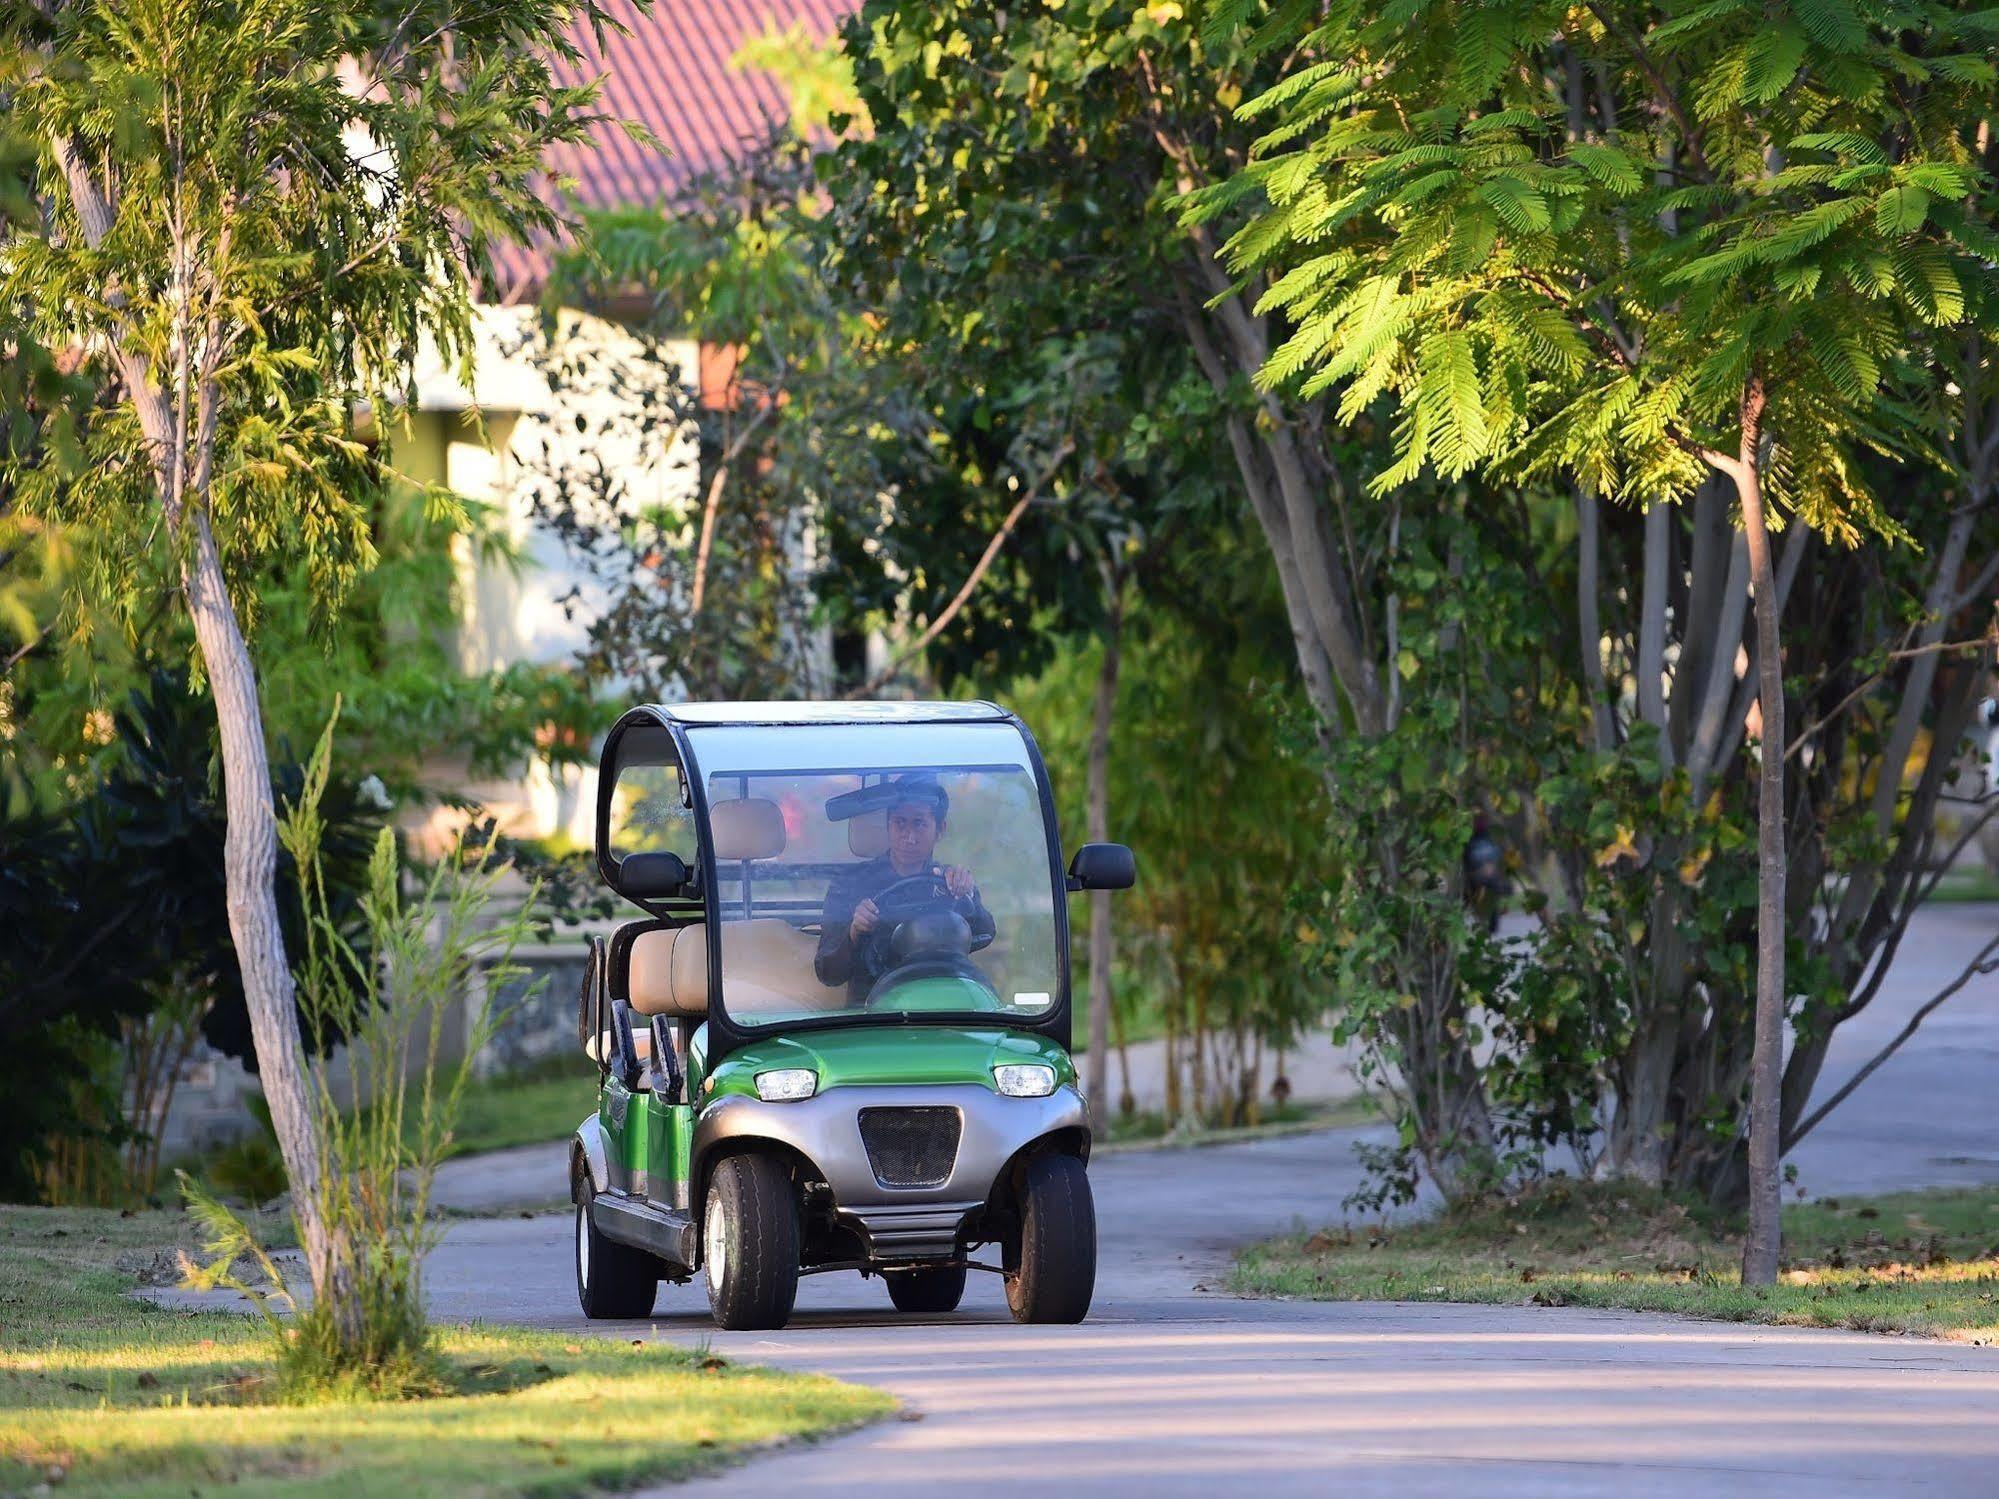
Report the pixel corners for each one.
[849,898,880,941]
[942,865,976,899]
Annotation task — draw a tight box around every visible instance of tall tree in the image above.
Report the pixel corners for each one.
[1212,0,1995,1278]
[824,0,1519,1177]
[2,0,627,1320]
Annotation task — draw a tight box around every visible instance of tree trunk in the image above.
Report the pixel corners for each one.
[47,131,332,1291]
[1730,379,1785,1288]
[182,511,333,1290]
[1084,593,1124,1121]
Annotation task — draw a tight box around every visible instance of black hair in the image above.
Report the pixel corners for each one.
[888,773,949,824]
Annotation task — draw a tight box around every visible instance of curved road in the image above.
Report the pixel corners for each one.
[408,903,1999,1496]
[420,1123,1999,1498]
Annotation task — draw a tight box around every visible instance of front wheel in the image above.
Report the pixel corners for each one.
[575,1184,660,1319]
[885,1264,967,1314]
[1004,1153,1096,1324]
[703,1154,800,1330]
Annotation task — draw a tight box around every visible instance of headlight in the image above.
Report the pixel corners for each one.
[993,1063,1057,1098]
[754,1068,817,1102]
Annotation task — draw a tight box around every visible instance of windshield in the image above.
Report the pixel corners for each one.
[684,720,1062,1029]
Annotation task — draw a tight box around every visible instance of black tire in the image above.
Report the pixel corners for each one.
[885,1264,967,1314]
[575,1182,660,1319]
[703,1154,800,1330]
[1004,1153,1096,1324]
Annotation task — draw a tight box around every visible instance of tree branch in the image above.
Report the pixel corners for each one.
[1787,928,1999,1149]
[688,393,777,616]
[846,438,1074,699]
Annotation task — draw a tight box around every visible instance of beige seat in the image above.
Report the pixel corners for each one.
[625,794,853,1020]
[584,1025,653,1080]
[628,919,849,1017]
[847,809,888,858]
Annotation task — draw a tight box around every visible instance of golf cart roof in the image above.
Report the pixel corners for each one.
[640,700,1012,728]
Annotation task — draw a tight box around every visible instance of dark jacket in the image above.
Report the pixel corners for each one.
[813,856,996,1002]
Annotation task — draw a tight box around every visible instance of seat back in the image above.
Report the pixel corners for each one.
[628,918,850,1018]
[628,925,707,1017]
[847,810,889,858]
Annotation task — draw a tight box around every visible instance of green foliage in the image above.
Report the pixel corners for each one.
[1212,0,1994,528]
[0,672,391,1202]
[1296,499,1557,1193]
[1014,565,1330,1123]
[199,1106,291,1207]
[818,0,1281,688]
[0,0,634,621]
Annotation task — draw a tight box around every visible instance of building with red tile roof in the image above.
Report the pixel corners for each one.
[486,0,850,303]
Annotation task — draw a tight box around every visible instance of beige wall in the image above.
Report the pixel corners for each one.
[393,306,703,847]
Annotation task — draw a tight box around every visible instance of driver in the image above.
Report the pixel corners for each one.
[814,774,995,1003]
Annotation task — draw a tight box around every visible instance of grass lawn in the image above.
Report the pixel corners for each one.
[1098,1093,1381,1150]
[448,1053,598,1157]
[1234,1178,1999,1343]
[0,1204,891,1497]
[1927,866,1999,903]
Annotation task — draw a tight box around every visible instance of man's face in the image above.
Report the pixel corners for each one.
[887,802,941,870]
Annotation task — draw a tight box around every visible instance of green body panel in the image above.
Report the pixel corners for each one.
[598,1076,694,1200]
[703,1025,1074,1102]
[872,974,1002,1013]
[598,1080,646,1176]
[594,1021,1074,1205]
[686,1023,710,1098]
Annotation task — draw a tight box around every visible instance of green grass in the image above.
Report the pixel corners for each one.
[1234,1178,1999,1343]
[447,1054,599,1158]
[1098,1093,1382,1150]
[1927,866,1999,903]
[0,1203,891,1496]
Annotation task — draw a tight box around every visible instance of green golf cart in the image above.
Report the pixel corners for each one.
[569,700,1134,1331]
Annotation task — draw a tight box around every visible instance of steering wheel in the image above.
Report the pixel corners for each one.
[855,870,993,983]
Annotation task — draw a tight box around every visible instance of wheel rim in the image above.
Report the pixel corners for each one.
[705,1192,728,1296]
[576,1204,590,1289]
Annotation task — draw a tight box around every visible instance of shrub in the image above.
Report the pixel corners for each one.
[181,705,539,1399]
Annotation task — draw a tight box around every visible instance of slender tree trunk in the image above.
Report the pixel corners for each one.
[1574,486,1614,752]
[1110,977,1134,1118]
[182,510,333,1289]
[1730,379,1785,1288]
[48,130,332,1289]
[1085,589,1125,1121]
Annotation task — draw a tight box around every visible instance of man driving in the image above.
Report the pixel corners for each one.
[814,774,995,1003]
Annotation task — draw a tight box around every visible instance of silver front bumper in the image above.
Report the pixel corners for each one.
[692,1082,1087,1256]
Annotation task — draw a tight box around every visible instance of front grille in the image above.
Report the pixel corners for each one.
[857,1107,961,1189]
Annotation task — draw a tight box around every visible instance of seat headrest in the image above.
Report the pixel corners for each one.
[710,797,785,860]
[847,809,888,859]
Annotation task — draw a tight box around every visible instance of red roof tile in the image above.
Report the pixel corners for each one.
[486,0,850,303]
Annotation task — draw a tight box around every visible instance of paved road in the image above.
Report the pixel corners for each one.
[1786,901,1999,1195]
[179,903,1994,1495]
[418,1126,1999,1498]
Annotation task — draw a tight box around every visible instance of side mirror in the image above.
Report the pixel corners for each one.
[619,850,690,900]
[1067,842,1135,892]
